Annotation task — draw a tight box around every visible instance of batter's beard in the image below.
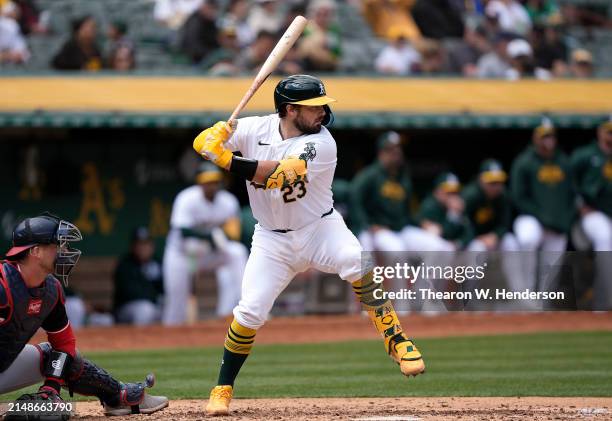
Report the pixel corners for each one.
[295,115,322,135]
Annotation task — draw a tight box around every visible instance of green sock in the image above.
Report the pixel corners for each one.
[217,318,256,386]
[217,348,249,386]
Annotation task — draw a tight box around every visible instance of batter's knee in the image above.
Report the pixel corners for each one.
[233,302,266,330]
[338,245,369,283]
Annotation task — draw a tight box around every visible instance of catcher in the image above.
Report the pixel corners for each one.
[0,213,168,419]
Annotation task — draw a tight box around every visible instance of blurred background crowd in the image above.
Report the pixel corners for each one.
[0,0,611,77]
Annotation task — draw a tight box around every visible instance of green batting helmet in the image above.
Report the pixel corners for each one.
[274,74,336,126]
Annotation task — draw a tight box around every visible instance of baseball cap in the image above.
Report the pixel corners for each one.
[131,226,151,243]
[534,117,555,139]
[377,131,402,151]
[479,159,507,183]
[196,162,224,184]
[507,39,532,58]
[434,172,461,193]
[599,115,612,131]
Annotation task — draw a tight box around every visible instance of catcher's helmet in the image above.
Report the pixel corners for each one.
[5,212,82,285]
[274,74,336,126]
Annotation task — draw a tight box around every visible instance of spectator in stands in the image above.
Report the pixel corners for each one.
[505,38,551,80]
[0,0,29,64]
[524,0,562,26]
[362,0,421,43]
[202,24,240,75]
[298,0,341,72]
[106,20,136,70]
[13,0,47,35]
[154,0,202,30]
[108,44,136,71]
[374,27,420,75]
[179,0,219,64]
[510,119,574,299]
[571,116,612,309]
[418,172,474,250]
[113,227,164,325]
[411,0,464,39]
[236,31,277,72]
[219,0,254,48]
[569,49,594,78]
[235,30,275,73]
[446,24,491,76]
[477,31,513,78]
[413,38,449,75]
[531,24,567,76]
[51,15,102,71]
[247,0,283,38]
[560,3,611,28]
[485,0,532,37]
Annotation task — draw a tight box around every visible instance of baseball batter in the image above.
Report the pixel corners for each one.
[0,213,168,419]
[192,75,425,416]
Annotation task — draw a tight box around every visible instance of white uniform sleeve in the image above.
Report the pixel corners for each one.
[225,116,253,155]
[291,135,337,181]
[170,191,195,228]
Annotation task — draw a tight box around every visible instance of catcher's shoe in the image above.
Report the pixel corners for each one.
[103,375,168,416]
[104,393,169,416]
[388,334,425,377]
[4,386,71,421]
[206,385,233,416]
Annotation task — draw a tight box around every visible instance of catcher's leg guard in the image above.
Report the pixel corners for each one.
[352,274,425,377]
[40,349,167,414]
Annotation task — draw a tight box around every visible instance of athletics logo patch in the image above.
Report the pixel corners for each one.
[299,142,317,162]
[27,298,42,315]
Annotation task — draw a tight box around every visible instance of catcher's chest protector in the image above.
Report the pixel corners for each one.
[0,262,59,372]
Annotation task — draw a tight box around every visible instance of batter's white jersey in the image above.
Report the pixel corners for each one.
[226,114,336,231]
[165,185,240,252]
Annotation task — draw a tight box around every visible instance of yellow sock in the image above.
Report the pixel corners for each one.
[224,319,256,355]
[218,319,256,386]
[352,274,404,350]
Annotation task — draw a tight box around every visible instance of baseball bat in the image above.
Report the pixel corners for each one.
[226,15,308,130]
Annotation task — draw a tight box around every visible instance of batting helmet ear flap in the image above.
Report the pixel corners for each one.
[322,105,334,127]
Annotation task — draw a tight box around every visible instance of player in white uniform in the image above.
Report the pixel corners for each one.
[193,75,425,416]
[162,163,248,325]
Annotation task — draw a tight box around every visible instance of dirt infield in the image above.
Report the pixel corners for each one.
[72,397,612,420]
[31,311,612,352]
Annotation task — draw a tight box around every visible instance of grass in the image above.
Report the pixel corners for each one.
[2,331,611,401]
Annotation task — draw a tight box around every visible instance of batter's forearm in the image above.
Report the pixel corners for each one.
[252,160,279,185]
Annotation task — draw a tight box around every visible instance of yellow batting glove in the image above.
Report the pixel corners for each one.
[265,157,307,190]
[193,121,233,169]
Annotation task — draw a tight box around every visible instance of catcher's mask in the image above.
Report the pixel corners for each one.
[6,212,83,286]
[274,74,336,126]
